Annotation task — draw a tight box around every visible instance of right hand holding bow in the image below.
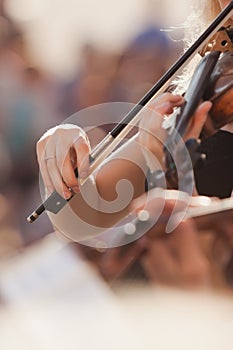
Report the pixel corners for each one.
[36,124,91,199]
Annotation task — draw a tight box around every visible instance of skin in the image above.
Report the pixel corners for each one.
[37,94,211,199]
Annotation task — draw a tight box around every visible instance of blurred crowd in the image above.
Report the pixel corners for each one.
[0,2,232,348]
[0,1,182,258]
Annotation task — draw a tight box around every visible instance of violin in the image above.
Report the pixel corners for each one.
[27,2,233,223]
[199,18,233,55]
[200,19,233,134]
[203,50,233,134]
[163,19,233,189]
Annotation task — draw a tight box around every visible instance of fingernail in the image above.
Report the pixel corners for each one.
[64,191,72,199]
[72,186,80,193]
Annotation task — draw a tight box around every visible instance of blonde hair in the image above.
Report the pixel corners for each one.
[184,0,221,47]
[174,0,222,92]
[196,0,221,25]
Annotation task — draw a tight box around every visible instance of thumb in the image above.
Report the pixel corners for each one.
[185,101,212,140]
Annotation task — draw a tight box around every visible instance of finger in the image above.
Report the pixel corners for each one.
[40,158,55,195]
[46,157,72,199]
[56,146,80,194]
[36,138,50,166]
[169,220,200,258]
[150,93,184,115]
[100,241,146,279]
[216,221,233,247]
[119,239,148,265]
[37,142,57,195]
[151,93,184,107]
[73,136,91,179]
[142,240,177,284]
[185,101,212,140]
[37,138,72,198]
[168,220,210,286]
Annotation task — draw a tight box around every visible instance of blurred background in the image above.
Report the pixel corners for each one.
[0,0,190,253]
[0,2,233,349]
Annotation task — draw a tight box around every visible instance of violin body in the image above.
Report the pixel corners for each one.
[164,46,233,188]
[204,51,233,135]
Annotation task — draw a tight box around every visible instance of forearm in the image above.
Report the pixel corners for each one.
[49,135,151,240]
[94,134,148,201]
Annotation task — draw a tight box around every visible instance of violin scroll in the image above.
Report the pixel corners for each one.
[200,19,233,56]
